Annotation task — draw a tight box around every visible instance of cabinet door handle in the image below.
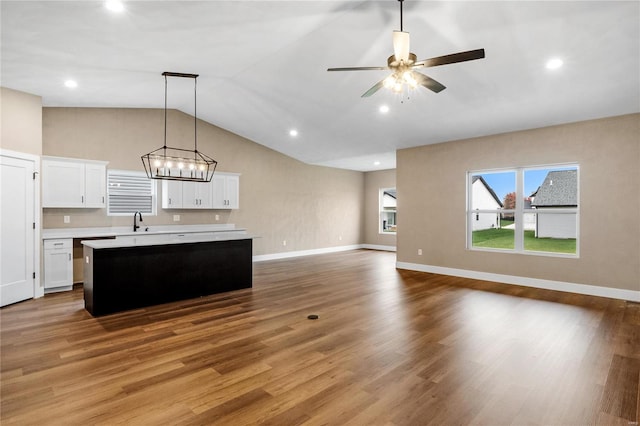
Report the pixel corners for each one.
[53,242,63,246]
[68,253,71,261]
[169,198,172,205]
[102,196,105,203]
[81,195,84,203]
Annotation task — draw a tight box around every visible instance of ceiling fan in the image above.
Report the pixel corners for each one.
[327,0,485,97]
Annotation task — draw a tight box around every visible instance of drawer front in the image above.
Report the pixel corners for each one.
[44,239,72,250]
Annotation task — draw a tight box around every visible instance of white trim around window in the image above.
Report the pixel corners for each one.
[466,164,579,257]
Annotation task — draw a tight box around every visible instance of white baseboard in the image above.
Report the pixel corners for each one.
[361,244,396,252]
[253,244,363,262]
[396,262,640,302]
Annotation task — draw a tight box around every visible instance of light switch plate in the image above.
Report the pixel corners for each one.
[173,215,180,222]
[64,215,70,223]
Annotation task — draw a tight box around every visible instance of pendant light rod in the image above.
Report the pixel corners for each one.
[194,76,197,153]
[399,0,404,32]
[164,74,168,150]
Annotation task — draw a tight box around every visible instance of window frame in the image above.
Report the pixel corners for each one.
[466,164,579,258]
[107,169,157,216]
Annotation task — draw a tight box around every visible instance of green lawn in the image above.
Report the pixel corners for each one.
[500,219,514,227]
[472,227,514,249]
[523,231,576,253]
[472,228,576,254]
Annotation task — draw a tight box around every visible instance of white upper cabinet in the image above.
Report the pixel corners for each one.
[182,180,213,209]
[162,172,239,210]
[162,179,212,209]
[84,163,107,207]
[42,157,108,208]
[211,173,239,209]
[161,180,183,209]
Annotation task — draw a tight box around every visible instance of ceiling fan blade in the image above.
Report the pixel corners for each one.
[393,30,410,62]
[327,66,388,72]
[413,71,446,93]
[361,80,385,98]
[413,48,485,68]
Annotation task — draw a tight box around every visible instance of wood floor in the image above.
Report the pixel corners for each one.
[1,250,638,425]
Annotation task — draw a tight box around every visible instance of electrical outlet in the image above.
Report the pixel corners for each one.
[283,240,287,246]
[215,214,220,221]
[339,235,342,241]
[418,249,423,255]
[64,215,70,224]
[173,215,180,222]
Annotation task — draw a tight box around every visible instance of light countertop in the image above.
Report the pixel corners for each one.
[42,224,243,240]
[82,231,255,249]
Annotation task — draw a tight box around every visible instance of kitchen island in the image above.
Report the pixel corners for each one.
[82,232,253,316]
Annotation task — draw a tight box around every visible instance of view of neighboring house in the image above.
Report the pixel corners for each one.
[523,197,536,230]
[531,170,578,238]
[381,189,397,232]
[471,176,503,230]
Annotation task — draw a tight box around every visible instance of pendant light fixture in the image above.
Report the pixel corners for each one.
[141,72,217,182]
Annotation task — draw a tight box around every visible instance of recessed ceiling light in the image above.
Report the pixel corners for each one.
[374,161,381,166]
[289,129,298,137]
[546,58,563,70]
[64,80,78,89]
[379,105,390,114]
[105,0,124,12]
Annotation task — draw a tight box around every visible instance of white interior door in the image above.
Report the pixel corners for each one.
[1,154,35,306]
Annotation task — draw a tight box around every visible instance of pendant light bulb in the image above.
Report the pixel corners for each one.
[393,82,403,93]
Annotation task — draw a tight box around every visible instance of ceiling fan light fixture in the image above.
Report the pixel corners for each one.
[383,75,396,89]
[403,70,417,87]
[327,0,485,98]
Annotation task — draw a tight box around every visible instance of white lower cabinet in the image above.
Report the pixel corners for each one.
[44,239,73,290]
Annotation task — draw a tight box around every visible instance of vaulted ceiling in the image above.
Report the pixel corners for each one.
[2,1,638,171]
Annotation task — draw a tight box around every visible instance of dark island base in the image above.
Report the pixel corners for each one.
[83,238,252,316]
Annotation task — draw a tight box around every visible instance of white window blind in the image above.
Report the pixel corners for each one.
[107,170,156,215]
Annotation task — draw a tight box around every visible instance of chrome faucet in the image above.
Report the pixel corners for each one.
[133,211,143,232]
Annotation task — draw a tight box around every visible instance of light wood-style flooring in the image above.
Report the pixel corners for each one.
[1,250,638,425]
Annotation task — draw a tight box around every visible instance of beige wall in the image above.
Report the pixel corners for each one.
[363,169,396,248]
[397,114,640,292]
[43,108,364,256]
[1,87,42,155]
